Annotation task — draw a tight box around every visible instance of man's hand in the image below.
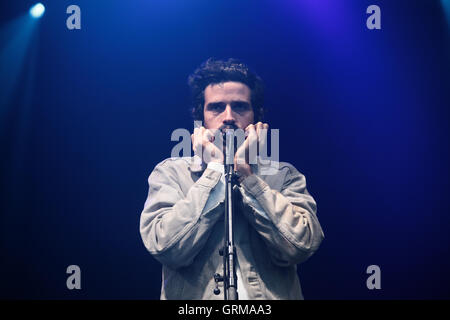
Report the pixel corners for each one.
[234,122,269,179]
[191,126,224,164]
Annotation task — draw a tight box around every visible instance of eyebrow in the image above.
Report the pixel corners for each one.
[205,101,251,108]
[205,102,226,108]
[231,101,251,107]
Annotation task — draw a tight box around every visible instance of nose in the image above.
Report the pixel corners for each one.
[222,105,235,124]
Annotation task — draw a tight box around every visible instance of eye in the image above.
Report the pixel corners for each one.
[206,103,225,112]
[232,102,251,112]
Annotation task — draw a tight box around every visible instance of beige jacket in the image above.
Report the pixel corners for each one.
[139,157,324,299]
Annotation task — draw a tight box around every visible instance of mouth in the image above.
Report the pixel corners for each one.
[219,124,239,132]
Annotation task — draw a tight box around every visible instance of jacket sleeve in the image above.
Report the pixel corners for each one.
[239,164,324,266]
[139,160,224,269]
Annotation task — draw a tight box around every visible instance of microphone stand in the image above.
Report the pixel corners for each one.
[213,130,238,300]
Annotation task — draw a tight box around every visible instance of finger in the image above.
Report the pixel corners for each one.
[193,127,203,153]
[247,125,259,165]
[235,132,248,165]
[255,122,264,137]
[262,123,269,141]
[247,124,257,140]
[258,124,268,157]
[203,129,221,149]
[203,138,224,163]
[204,129,214,142]
[256,122,269,139]
[194,127,204,140]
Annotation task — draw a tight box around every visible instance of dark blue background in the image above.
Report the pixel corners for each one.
[1,0,449,299]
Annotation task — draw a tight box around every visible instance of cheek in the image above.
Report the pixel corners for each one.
[203,112,215,128]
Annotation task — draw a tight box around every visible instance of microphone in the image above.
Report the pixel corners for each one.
[222,129,235,166]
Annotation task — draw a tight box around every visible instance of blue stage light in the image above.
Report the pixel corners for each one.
[29,3,45,19]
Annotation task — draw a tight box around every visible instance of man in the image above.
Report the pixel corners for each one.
[140,58,324,299]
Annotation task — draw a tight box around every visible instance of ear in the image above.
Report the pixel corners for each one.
[192,103,204,121]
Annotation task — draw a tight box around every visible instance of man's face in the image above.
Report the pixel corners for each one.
[203,81,254,131]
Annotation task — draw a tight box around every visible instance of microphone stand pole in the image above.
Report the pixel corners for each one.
[223,152,238,300]
[213,131,238,300]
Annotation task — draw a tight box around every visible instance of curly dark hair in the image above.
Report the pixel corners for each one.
[187,58,265,122]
